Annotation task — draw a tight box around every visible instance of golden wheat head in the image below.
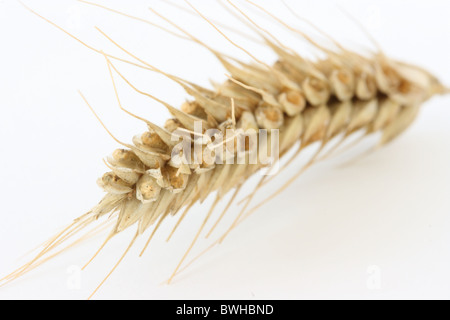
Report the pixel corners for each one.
[2,0,449,299]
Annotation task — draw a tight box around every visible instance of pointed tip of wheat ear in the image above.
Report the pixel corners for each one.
[440,86,450,96]
[432,84,450,96]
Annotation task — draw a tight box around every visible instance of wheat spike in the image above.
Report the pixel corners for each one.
[4,1,449,298]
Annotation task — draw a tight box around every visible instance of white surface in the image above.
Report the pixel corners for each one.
[0,0,449,300]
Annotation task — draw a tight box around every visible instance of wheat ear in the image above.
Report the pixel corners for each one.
[3,1,449,298]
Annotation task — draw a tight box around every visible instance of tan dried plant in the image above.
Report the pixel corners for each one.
[2,0,449,298]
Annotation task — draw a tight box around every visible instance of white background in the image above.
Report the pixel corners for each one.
[0,0,449,300]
